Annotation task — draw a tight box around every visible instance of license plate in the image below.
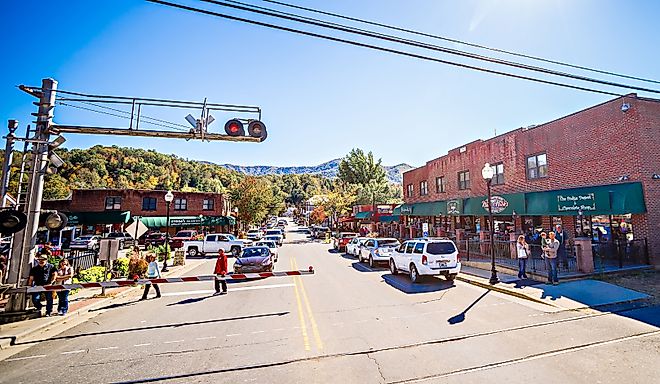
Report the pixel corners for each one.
[437,261,447,267]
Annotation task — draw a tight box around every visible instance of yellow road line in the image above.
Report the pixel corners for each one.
[293,258,324,350]
[290,258,310,351]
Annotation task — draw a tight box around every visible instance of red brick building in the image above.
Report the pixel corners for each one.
[401,94,659,266]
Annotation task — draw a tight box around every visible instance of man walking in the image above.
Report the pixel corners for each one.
[27,253,57,316]
[554,225,568,268]
[214,249,228,295]
[543,232,561,285]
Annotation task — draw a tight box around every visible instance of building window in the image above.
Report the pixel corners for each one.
[436,176,446,193]
[174,198,187,211]
[406,184,414,198]
[203,198,214,210]
[420,181,428,196]
[491,163,505,185]
[142,197,157,211]
[527,153,548,179]
[458,171,470,190]
[105,197,121,210]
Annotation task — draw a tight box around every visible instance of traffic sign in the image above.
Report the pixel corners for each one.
[126,219,149,239]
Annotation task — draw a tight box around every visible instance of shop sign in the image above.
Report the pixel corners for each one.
[401,206,413,214]
[67,214,80,225]
[377,205,393,214]
[169,217,203,226]
[481,196,509,214]
[557,193,596,212]
[447,199,462,215]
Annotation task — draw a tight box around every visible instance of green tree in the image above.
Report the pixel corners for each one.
[338,149,387,187]
[43,174,70,199]
[229,176,277,226]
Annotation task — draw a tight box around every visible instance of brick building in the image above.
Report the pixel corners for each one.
[401,94,659,266]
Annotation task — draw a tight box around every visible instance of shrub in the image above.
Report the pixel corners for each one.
[128,258,148,279]
[76,266,110,282]
[114,257,130,277]
[155,244,171,262]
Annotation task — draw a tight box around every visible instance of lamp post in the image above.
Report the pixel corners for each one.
[512,210,517,235]
[233,207,239,235]
[162,190,174,272]
[577,208,584,237]
[482,163,499,285]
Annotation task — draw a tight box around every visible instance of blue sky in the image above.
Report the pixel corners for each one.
[2,0,659,168]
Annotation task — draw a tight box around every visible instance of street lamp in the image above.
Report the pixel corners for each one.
[481,163,499,285]
[577,208,584,237]
[162,190,174,272]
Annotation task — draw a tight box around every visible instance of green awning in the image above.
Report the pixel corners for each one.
[379,215,400,223]
[401,201,445,216]
[66,211,131,225]
[140,215,235,228]
[526,182,646,216]
[392,205,402,215]
[355,211,373,219]
[463,193,526,216]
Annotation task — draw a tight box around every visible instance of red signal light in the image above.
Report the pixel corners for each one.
[224,119,245,136]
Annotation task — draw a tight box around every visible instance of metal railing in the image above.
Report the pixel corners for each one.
[592,238,650,268]
[61,249,99,272]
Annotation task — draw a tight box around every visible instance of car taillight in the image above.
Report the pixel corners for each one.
[457,253,460,263]
[422,255,428,265]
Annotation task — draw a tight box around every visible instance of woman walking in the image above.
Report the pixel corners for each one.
[140,255,161,300]
[516,235,530,279]
[214,249,228,295]
[55,259,73,315]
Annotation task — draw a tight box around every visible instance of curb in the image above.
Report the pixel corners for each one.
[456,275,559,308]
[0,259,204,350]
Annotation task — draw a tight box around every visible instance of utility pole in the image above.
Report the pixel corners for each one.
[5,79,57,312]
[0,120,19,203]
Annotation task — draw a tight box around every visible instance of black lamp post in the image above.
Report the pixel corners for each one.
[162,190,174,272]
[577,208,584,237]
[482,163,499,285]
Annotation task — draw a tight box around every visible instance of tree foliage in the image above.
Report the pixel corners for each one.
[338,149,387,186]
[229,176,276,225]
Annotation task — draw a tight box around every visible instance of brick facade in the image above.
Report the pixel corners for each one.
[403,94,660,265]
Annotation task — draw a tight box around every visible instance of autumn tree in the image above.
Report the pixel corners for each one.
[310,206,327,225]
[229,176,276,226]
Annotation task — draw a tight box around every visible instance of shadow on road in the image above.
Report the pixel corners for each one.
[90,301,140,312]
[166,295,215,306]
[10,311,290,346]
[382,274,455,294]
[352,262,387,273]
[448,290,490,325]
[341,253,357,261]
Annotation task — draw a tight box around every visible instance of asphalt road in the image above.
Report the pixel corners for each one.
[1,225,658,384]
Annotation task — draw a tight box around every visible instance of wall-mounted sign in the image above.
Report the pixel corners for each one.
[447,199,462,215]
[557,193,596,212]
[170,217,203,226]
[377,205,393,214]
[481,196,509,214]
[400,206,413,214]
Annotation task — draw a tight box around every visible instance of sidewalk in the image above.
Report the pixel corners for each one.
[0,259,203,350]
[458,265,650,311]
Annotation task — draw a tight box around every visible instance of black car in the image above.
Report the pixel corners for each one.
[107,232,135,249]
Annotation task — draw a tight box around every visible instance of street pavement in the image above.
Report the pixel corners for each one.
[0,225,658,383]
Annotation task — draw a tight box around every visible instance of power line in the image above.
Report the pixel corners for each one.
[147,0,622,96]
[56,101,189,131]
[74,100,191,130]
[200,0,660,95]
[262,0,660,86]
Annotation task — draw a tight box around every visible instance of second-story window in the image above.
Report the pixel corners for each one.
[491,163,505,185]
[527,153,548,179]
[174,198,187,211]
[203,198,214,210]
[142,197,157,211]
[105,197,121,210]
[420,181,428,196]
[458,171,470,190]
[436,176,446,193]
[406,184,414,198]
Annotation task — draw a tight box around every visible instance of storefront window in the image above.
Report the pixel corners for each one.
[591,215,611,243]
[611,214,634,241]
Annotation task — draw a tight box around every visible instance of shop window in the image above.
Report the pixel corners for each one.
[491,163,504,185]
[142,197,157,211]
[105,197,121,210]
[436,176,446,193]
[526,153,548,179]
[406,184,414,198]
[420,181,428,196]
[458,171,470,190]
[203,198,214,210]
[174,198,187,211]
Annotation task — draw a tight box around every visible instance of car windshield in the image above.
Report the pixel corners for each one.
[266,230,280,235]
[240,247,270,258]
[147,233,162,239]
[174,231,193,237]
[107,233,122,238]
[225,234,236,241]
[257,242,275,248]
[426,242,456,255]
[379,240,400,247]
[77,236,95,240]
[265,236,279,241]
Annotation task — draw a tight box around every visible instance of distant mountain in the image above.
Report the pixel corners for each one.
[220,159,413,184]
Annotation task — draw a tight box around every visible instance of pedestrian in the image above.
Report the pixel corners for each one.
[539,231,548,258]
[27,253,57,316]
[214,249,228,295]
[140,254,161,300]
[54,259,73,315]
[543,232,560,285]
[516,235,530,279]
[554,225,568,267]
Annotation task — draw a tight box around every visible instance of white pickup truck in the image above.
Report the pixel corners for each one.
[182,233,252,257]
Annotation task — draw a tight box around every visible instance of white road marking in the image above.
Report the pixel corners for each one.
[5,354,47,362]
[61,350,86,355]
[140,320,147,323]
[163,340,184,344]
[251,330,265,334]
[134,343,152,347]
[226,333,241,337]
[95,346,118,351]
[161,283,294,297]
[355,319,369,324]
[273,328,286,332]
[332,322,344,326]
[195,336,217,340]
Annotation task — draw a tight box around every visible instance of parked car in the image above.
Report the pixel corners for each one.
[182,233,252,257]
[264,235,283,247]
[233,246,274,273]
[265,228,285,240]
[390,238,461,283]
[144,232,167,247]
[246,229,262,241]
[346,236,368,257]
[170,230,199,249]
[312,226,331,239]
[106,232,135,249]
[277,220,287,228]
[70,235,101,251]
[358,238,400,268]
[254,240,278,261]
[333,232,358,252]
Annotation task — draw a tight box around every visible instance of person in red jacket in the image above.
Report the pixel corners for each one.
[214,249,228,295]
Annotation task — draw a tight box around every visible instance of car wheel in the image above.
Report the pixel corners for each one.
[446,273,457,281]
[231,246,240,257]
[410,264,420,284]
[369,256,375,268]
[390,259,398,275]
[187,248,198,257]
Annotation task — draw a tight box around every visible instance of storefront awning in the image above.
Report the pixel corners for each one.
[140,215,235,228]
[463,193,526,216]
[392,205,402,215]
[379,215,400,223]
[355,211,373,219]
[66,211,131,225]
[339,216,356,223]
[400,201,445,216]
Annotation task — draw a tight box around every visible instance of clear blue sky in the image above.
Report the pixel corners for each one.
[2,0,659,168]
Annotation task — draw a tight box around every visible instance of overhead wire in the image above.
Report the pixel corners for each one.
[261,0,660,86]
[200,0,660,95]
[146,0,623,96]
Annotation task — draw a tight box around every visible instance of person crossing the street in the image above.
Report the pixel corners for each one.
[140,254,161,300]
[214,249,228,295]
[27,253,57,316]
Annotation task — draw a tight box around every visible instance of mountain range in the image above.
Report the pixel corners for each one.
[219,159,413,184]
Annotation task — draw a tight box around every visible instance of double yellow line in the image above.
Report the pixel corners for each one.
[290,257,323,351]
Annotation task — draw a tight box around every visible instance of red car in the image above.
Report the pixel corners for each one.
[170,230,198,249]
[333,232,358,252]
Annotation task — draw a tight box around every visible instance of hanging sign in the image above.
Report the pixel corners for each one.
[481,196,509,214]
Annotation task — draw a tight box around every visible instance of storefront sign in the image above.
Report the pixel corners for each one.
[400,206,413,214]
[557,193,596,212]
[481,196,509,214]
[377,205,393,214]
[169,217,203,226]
[447,199,462,215]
